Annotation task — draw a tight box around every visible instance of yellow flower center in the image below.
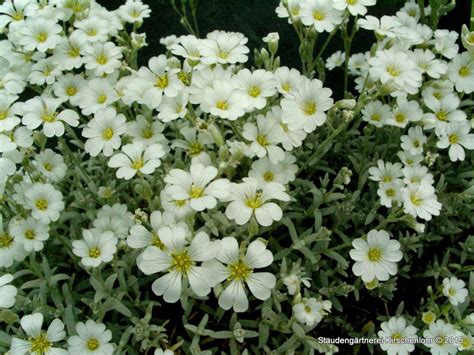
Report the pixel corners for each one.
[435,336,446,345]
[216,100,229,110]
[174,199,187,207]
[96,54,108,65]
[367,247,381,262]
[189,185,204,198]
[282,82,291,92]
[87,338,100,350]
[43,67,52,76]
[448,287,456,296]
[394,113,406,123]
[448,134,458,144]
[41,111,57,123]
[0,233,13,248]
[218,50,229,59]
[468,33,474,44]
[171,250,193,274]
[130,9,140,18]
[422,312,435,324]
[89,247,101,258]
[386,65,400,77]
[371,114,381,122]
[151,232,165,249]
[155,75,169,89]
[29,333,52,353]
[410,193,422,206]
[188,142,203,156]
[347,0,357,4]
[102,127,114,140]
[433,92,442,100]
[97,94,107,104]
[87,29,97,36]
[25,230,36,240]
[66,86,77,96]
[263,171,274,182]
[436,110,448,121]
[12,10,24,21]
[391,333,402,340]
[245,192,263,209]
[280,123,289,132]
[131,158,144,170]
[68,46,81,58]
[313,10,325,21]
[43,163,53,171]
[142,127,153,139]
[385,188,396,197]
[304,305,312,313]
[178,71,190,86]
[228,260,252,281]
[290,7,300,16]
[35,199,48,211]
[248,86,261,97]
[256,134,269,146]
[36,32,48,43]
[0,110,8,120]
[459,66,470,77]
[302,101,317,116]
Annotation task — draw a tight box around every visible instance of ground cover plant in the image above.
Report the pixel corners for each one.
[0,0,473,354]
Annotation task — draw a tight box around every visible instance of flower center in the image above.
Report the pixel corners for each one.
[188,142,203,156]
[102,127,114,140]
[0,233,13,248]
[410,193,422,206]
[151,232,165,249]
[248,86,261,97]
[459,66,470,77]
[304,305,312,313]
[66,86,77,96]
[12,10,24,21]
[448,287,456,296]
[216,100,229,110]
[142,127,153,139]
[97,94,107,104]
[281,82,291,92]
[256,134,269,146]
[35,199,49,211]
[313,10,325,21]
[302,101,316,116]
[367,247,381,262]
[41,111,57,123]
[0,110,8,120]
[386,188,396,197]
[87,338,100,350]
[371,114,381,122]
[171,250,193,274]
[189,185,204,198]
[245,192,263,209]
[228,260,252,281]
[155,75,169,89]
[386,65,400,77]
[89,247,101,258]
[25,229,36,240]
[29,333,52,353]
[394,113,406,123]
[174,199,187,207]
[280,123,289,132]
[86,28,97,37]
[96,54,108,65]
[448,134,458,144]
[36,32,48,43]
[436,110,448,121]
[218,50,229,59]
[391,332,402,340]
[131,158,144,170]
[68,46,81,58]
[263,171,274,181]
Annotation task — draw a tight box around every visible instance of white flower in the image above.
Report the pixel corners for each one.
[377,316,418,355]
[171,35,202,63]
[28,58,61,86]
[202,237,276,312]
[225,178,290,226]
[400,126,427,155]
[243,115,285,164]
[200,80,246,121]
[126,115,166,147]
[22,96,79,137]
[326,51,345,70]
[108,142,165,180]
[268,106,307,150]
[0,220,26,268]
[456,332,473,352]
[11,217,50,252]
[349,229,403,282]
[333,0,376,16]
[432,29,459,59]
[447,52,474,94]
[377,180,403,208]
[52,73,86,106]
[410,49,447,79]
[388,96,423,128]
[362,101,391,127]
[82,107,127,157]
[369,160,403,183]
[72,229,118,268]
[118,0,151,23]
[18,17,62,52]
[402,165,434,186]
[52,36,86,71]
[300,0,343,33]
[83,41,123,76]
[263,32,279,44]
[293,298,331,327]
[280,79,333,133]
[92,203,133,240]
[442,276,468,306]
[67,320,114,355]
[0,94,22,132]
[401,181,442,221]
[137,226,217,303]
[423,94,467,135]
[398,151,424,167]
[164,164,230,212]
[369,49,422,96]
[160,187,193,220]
[157,91,189,122]
[273,67,304,97]
[275,0,302,22]
[423,320,458,355]
[10,313,67,355]
[0,0,38,29]
[73,15,109,43]
[200,30,249,65]
[0,274,17,308]
[249,154,297,185]
[24,183,64,224]
[34,149,67,182]
[235,69,276,111]
[78,78,118,116]
[436,122,474,162]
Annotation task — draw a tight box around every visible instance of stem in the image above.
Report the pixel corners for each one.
[471,0,474,31]
[228,121,246,142]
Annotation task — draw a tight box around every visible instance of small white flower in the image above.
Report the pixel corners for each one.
[402,165,434,186]
[67,320,114,355]
[388,96,423,128]
[410,49,447,79]
[73,16,110,43]
[126,115,166,147]
[293,298,331,326]
[0,220,26,268]
[377,316,418,355]
[52,36,86,71]
[368,160,403,183]
[362,101,391,128]
[92,204,133,240]
[423,320,458,355]
[442,276,468,306]
[11,217,50,252]
[34,149,67,182]
[436,122,474,162]
[79,78,118,116]
[118,0,151,23]
[202,237,276,312]
[200,80,246,121]
[333,0,376,16]
[423,94,467,136]
[326,50,345,70]
[200,30,249,65]
[349,229,403,282]
[0,94,22,132]
[108,142,165,180]
[160,187,194,220]
[0,274,17,309]
[83,41,123,76]
[137,226,217,303]
[400,126,427,155]
[10,313,67,355]
[243,115,285,164]
[401,181,442,221]
[235,69,276,111]
[432,29,459,59]
[249,154,297,185]
[164,164,230,212]
[72,229,118,268]
[24,183,64,224]
[18,17,62,52]
[377,180,403,208]
[273,67,304,97]
[52,73,86,105]
[300,0,343,33]
[225,178,290,226]
[157,91,189,122]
